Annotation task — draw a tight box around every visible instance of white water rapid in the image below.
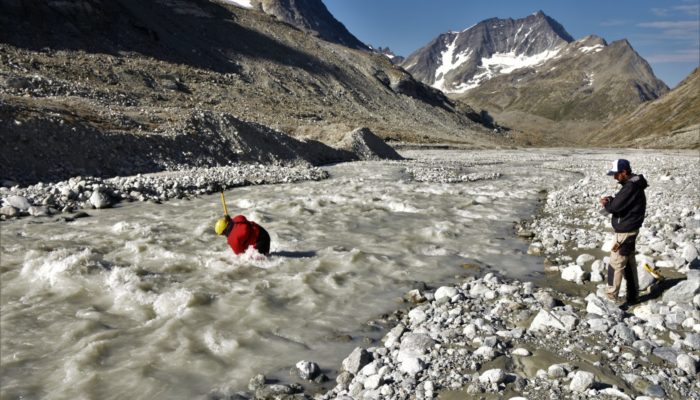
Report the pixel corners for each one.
[1,150,574,399]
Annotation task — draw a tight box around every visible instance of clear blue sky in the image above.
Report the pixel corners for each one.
[324,0,699,88]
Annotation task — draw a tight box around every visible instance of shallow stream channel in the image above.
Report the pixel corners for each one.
[1,150,577,399]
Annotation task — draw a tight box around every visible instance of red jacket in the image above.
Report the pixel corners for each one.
[226,215,262,255]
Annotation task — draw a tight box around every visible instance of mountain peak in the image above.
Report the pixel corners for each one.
[402,12,574,93]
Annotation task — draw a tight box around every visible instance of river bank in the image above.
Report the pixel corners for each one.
[253,149,700,400]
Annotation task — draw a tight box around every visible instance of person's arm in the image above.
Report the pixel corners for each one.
[604,184,637,214]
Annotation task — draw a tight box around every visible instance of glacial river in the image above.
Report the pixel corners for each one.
[1,150,574,399]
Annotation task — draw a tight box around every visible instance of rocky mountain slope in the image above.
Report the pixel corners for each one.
[0,0,500,184]
[402,11,669,145]
[245,0,368,50]
[587,67,700,149]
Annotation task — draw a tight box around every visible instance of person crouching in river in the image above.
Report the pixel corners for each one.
[215,214,271,256]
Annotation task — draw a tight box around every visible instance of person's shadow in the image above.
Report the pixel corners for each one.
[270,250,317,258]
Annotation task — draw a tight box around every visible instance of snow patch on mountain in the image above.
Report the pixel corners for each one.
[433,37,473,92]
[445,47,562,93]
[579,44,604,53]
[221,0,253,8]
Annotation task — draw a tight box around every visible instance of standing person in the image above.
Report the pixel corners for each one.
[215,214,271,256]
[599,159,648,305]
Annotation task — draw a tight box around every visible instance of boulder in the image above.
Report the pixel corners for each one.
[528,309,578,333]
[576,254,595,266]
[342,347,371,375]
[397,333,434,362]
[89,189,112,209]
[3,195,31,210]
[479,368,506,384]
[0,205,19,218]
[383,324,405,348]
[336,128,403,161]
[682,244,699,263]
[610,323,637,345]
[569,371,595,392]
[662,270,700,303]
[676,354,697,375]
[434,286,458,303]
[399,356,425,376]
[295,360,320,380]
[561,264,587,283]
[585,293,623,319]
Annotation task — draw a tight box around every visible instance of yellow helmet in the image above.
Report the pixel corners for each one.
[214,217,229,235]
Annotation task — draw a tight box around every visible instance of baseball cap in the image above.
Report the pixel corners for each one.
[607,159,631,176]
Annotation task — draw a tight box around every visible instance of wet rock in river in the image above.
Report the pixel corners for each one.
[294,360,320,381]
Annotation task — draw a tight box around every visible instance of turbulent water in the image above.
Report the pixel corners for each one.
[1,150,573,399]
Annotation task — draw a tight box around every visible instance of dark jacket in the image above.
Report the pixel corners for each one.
[604,174,648,233]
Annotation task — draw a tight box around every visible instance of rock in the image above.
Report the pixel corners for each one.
[598,387,632,399]
[585,293,624,318]
[587,317,610,332]
[397,333,434,362]
[561,264,586,283]
[676,354,697,375]
[408,308,427,324]
[662,270,700,303]
[434,286,458,303]
[383,324,405,348]
[3,195,31,210]
[473,346,496,361]
[405,289,426,303]
[644,384,666,398]
[631,263,657,292]
[363,374,383,390]
[0,205,19,218]
[547,364,566,379]
[342,347,371,375]
[534,291,557,309]
[89,189,112,209]
[610,323,636,345]
[336,127,403,161]
[569,371,595,392]
[682,244,699,262]
[28,206,50,216]
[576,254,595,265]
[512,348,531,356]
[248,373,266,391]
[652,347,679,365]
[684,333,700,350]
[335,371,353,387]
[399,357,425,376]
[528,309,577,332]
[478,368,506,384]
[254,384,294,398]
[295,360,320,380]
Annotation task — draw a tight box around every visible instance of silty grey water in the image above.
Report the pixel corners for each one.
[1,150,574,399]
